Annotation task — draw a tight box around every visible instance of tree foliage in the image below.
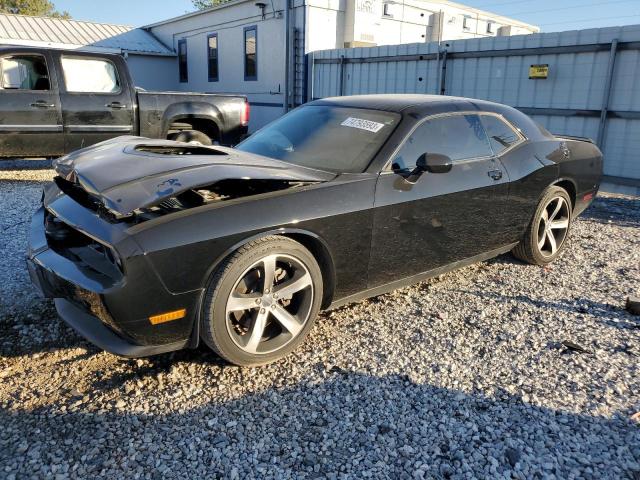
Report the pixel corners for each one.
[192,0,230,10]
[0,0,71,18]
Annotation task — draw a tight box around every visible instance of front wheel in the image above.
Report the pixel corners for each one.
[512,186,573,266]
[200,236,323,366]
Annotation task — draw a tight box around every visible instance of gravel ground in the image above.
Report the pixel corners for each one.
[1,159,639,479]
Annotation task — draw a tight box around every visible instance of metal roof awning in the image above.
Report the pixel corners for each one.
[0,13,175,56]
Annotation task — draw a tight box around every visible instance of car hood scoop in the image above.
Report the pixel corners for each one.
[53,137,335,218]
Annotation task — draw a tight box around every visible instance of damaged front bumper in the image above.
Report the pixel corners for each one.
[27,202,199,358]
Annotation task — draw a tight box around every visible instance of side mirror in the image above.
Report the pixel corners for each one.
[418,153,452,174]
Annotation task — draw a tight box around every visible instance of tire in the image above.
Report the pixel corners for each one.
[201,236,323,366]
[168,129,213,146]
[512,186,573,266]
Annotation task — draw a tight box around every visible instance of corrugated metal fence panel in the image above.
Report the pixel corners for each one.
[442,26,634,110]
[604,120,640,178]
[343,43,441,96]
[311,25,640,179]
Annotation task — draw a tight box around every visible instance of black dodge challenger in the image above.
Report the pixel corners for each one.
[27,95,603,366]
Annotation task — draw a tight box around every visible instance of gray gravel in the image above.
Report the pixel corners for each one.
[1,159,639,479]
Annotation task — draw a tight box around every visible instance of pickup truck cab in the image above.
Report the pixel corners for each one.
[0,47,250,157]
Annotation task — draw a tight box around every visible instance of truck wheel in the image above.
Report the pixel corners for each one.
[168,130,213,146]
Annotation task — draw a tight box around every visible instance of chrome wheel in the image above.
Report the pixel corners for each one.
[225,254,314,354]
[536,196,570,257]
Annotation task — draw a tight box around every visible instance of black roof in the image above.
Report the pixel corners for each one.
[309,94,505,114]
[309,94,548,142]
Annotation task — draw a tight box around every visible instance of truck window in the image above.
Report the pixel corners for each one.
[0,55,50,90]
[60,57,120,93]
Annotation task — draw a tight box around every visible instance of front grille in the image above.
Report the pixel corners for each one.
[44,209,123,281]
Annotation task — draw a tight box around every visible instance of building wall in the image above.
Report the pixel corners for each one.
[126,55,178,91]
[149,0,290,130]
[146,0,538,130]
[341,0,538,48]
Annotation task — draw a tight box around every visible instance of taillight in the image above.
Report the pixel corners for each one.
[241,100,250,127]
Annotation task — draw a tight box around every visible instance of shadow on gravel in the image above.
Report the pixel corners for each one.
[1,371,638,478]
[582,196,640,229]
[461,290,640,332]
[0,159,52,171]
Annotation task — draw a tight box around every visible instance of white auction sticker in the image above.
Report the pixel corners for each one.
[340,117,385,133]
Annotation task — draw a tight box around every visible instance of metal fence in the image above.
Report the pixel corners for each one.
[308,25,640,181]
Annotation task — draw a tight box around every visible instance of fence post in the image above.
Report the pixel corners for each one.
[339,55,345,96]
[306,52,314,103]
[439,48,448,95]
[597,39,619,148]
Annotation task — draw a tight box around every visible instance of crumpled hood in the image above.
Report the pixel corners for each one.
[53,136,335,217]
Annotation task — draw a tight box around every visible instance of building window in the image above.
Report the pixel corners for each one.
[207,33,218,82]
[244,26,257,81]
[382,3,393,17]
[178,39,188,83]
[463,16,471,31]
[487,21,494,33]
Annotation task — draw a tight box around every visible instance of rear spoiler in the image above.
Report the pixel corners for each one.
[555,134,595,144]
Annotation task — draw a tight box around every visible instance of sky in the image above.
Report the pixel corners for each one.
[53,0,640,32]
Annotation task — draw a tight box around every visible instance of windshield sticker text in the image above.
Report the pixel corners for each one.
[341,117,385,133]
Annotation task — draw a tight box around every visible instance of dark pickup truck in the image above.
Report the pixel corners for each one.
[0,47,250,157]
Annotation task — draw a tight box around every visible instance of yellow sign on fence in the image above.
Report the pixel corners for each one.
[529,64,549,79]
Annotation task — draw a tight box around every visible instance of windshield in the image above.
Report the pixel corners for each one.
[236,105,400,173]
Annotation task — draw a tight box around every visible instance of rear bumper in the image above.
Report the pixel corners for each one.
[27,205,199,357]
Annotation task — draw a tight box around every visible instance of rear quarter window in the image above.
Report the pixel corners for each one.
[480,115,522,154]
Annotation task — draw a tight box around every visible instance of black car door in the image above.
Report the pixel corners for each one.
[53,54,135,153]
[0,50,64,157]
[368,113,512,288]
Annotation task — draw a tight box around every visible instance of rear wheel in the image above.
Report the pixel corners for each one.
[168,129,213,145]
[512,186,572,266]
[200,236,323,366]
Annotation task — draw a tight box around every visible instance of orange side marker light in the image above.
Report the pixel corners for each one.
[149,308,186,325]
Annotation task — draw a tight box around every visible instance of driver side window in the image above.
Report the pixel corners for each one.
[392,114,492,171]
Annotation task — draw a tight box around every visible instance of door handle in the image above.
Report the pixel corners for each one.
[105,102,127,109]
[488,169,503,181]
[30,101,55,109]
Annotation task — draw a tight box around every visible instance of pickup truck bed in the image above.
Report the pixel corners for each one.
[0,47,249,158]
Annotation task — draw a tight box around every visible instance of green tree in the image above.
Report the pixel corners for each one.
[192,0,230,10]
[0,0,71,18]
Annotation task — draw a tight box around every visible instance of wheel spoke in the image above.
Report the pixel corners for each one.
[549,198,564,221]
[261,255,277,293]
[272,305,303,336]
[549,219,569,230]
[227,292,261,312]
[547,230,557,254]
[274,271,312,298]
[538,235,546,250]
[245,309,269,353]
[541,208,549,224]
